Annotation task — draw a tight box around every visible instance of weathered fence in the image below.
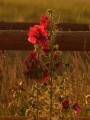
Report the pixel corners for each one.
[0,22,90,51]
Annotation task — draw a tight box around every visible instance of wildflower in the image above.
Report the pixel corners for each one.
[40,15,51,29]
[61,98,69,109]
[29,51,37,60]
[86,95,90,104]
[24,54,49,82]
[24,58,39,78]
[73,102,80,114]
[28,25,48,45]
[42,43,50,52]
[34,66,49,82]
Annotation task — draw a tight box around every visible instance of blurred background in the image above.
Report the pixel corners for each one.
[0,0,90,60]
[0,0,90,23]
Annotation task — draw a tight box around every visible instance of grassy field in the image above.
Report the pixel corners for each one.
[0,0,90,23]
[0,51,90,117]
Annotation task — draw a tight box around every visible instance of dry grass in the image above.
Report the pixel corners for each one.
[0,51,90,117]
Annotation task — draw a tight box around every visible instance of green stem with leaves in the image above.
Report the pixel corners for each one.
[36,45,40,120]
[48,9,55,120]
[50,37,53,120]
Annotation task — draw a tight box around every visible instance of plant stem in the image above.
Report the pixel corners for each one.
[36,79,39,119]
[49,10,54,120]
[36,45,40,120]
[50,76,53,120]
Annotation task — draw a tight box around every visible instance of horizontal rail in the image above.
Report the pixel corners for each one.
[0,30,90,50]
[0,22,90,31]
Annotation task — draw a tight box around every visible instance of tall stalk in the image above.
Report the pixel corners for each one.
[36,46,40,120]
[50,36,53,120]
[50,75,53,120]
[36,82,39,119]
[48,9,55,120]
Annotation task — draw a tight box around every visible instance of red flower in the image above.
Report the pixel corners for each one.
[73,102,80,113]
[28,25,48,45]
[24,59,38,72]
[24,55,49,82]
[62,98,69,109]
[40,15,51,29]
[29,51,37,60]
[42,43,50,52]
[24,51,37,72]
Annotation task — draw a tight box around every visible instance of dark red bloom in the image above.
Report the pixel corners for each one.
[24,51,38,72]
[42,43,50,52]
[24,58,39,75]
[40,15,51,29]
[24,53,49,82]
[62,98,69,109]
[34,66,49,82]
[73,102,80,113]
[28,25,48,45]
[29,51,37,60]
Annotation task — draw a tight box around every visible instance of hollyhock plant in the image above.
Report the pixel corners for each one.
[42,42,50,52]
[25,9,65,119]
[24,59,48,82]
[29,51,37,60]
[24,50,49,82]
[40,14,51,29]
[28,25,48,45]
[23,9,81,120]
[33,67,49,82]
[73,102,80,114]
